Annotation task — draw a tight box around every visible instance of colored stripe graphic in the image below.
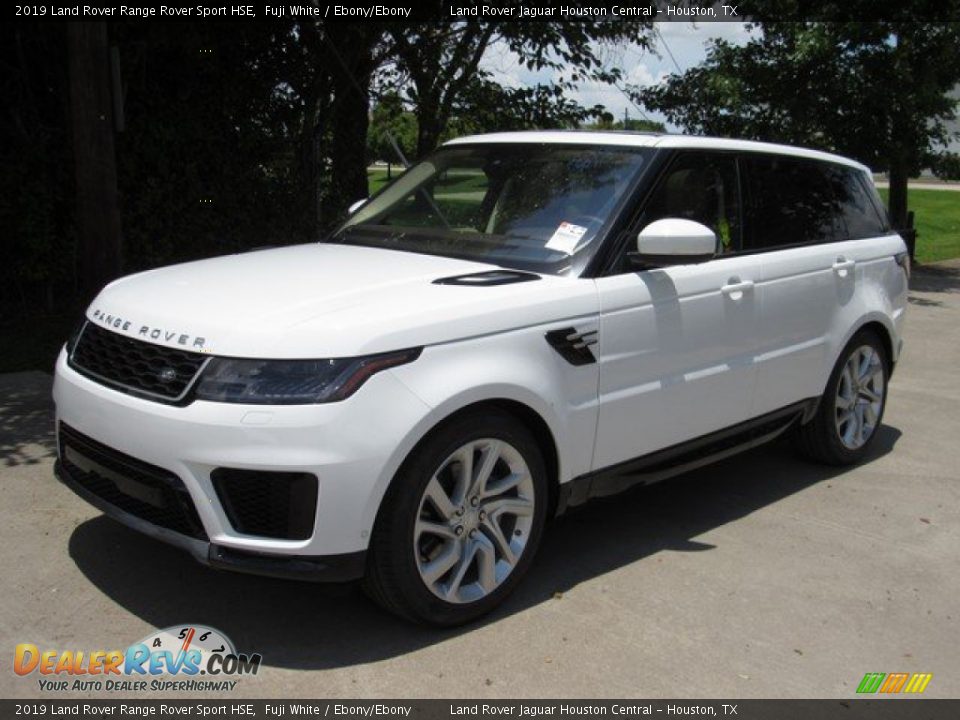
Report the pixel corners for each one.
[879,672,909,693]
[903,673,933,694]
[857,673,886,693]
[857,672,932,694]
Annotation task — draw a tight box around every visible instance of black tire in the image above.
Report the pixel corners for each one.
[795,329,889,465]
[362,408,549,626]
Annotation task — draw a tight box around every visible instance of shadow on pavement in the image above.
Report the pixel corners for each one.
[0,372,56,467]
[68,425,901,670]
[910,262,960,294]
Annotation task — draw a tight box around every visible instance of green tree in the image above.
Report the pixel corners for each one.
[2,22,74,313]
[390,21,656,158]
[582,115,666,132]
[449,80,607,136]
[368,91,417,174]
[637,22,960,229]
[111,23,315,269]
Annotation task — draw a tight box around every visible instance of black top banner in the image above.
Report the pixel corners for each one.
[11,0,960,23]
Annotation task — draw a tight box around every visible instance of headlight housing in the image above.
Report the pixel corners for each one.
[193,348,421,405]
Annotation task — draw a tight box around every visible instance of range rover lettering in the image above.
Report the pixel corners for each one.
[53,132,908,625]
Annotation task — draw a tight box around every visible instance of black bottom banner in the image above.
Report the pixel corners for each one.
[2,700,958,720]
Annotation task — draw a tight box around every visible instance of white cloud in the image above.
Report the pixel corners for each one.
[478,40,527,89]
[476,22,759,129]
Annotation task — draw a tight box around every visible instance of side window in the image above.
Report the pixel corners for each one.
[828,167,889,239]
[638,152,742,254]
[743,155,844,250]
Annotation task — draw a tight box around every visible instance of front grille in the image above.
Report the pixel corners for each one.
[59,424,207,540]
[211,468,318,540]
[70,323,207,402]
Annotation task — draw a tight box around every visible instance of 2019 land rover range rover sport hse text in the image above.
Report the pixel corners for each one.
[53,131,908,625]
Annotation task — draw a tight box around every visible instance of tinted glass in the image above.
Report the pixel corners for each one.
[639,152,742,254]
[829,167,889,239]
[743,155,844,250]
[334,144,650,276]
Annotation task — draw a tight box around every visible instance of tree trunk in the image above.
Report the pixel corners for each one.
[887,155,909,230]
[327,79,370,228]
[415,99,444,160]
[318,28,374,233]
[67,22,122,300]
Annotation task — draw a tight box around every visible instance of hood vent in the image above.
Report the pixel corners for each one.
[433,270,541,287]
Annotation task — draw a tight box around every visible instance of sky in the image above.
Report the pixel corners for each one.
[478,22,757,129]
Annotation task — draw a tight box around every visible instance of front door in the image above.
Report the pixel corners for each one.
[593,151,761,469]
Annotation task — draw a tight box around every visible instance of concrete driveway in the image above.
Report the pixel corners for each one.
[2,262,958,700]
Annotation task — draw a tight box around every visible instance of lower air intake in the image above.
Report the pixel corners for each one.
[211,468,318,540]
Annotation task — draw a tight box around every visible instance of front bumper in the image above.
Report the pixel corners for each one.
[52,347,432,570]
[55,459,366,581]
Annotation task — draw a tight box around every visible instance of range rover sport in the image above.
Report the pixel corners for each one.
[53,131,908,625]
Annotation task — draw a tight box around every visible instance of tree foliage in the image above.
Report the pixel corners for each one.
[387,20,655,157]
[2,23,74,312]
[4,19,654,314]
[636,21,960,227]
[368,92,417,164]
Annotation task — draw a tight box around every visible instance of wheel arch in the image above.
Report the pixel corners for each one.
[465,398,561,518]
[858,320,895,372]
[366,395,564,546]
[834,315,897,378]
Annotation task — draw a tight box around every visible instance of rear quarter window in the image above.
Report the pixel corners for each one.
[828,166,890,239]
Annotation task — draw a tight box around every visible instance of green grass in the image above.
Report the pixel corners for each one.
[877,188,960,264]
[368,167,392,195]
[368,166,487,197]
[366,167,490,228]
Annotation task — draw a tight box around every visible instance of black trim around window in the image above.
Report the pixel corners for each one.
[582,147,676,278]
[591,148,898,277]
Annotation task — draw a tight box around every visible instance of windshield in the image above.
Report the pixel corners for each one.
[330,143,652,276]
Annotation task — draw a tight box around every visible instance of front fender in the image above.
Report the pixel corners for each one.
[358,324,601,540]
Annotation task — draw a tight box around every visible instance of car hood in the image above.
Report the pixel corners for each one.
[86,243,598,357]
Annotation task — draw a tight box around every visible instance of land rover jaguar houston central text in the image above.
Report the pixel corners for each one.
[53,131,908,625]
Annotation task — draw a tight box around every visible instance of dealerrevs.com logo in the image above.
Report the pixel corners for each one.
[14,625,262,693]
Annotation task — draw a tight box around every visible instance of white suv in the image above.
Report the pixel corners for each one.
[53,131,908,625]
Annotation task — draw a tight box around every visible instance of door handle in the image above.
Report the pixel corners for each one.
[721,279,754,299]
[833,258,856,277]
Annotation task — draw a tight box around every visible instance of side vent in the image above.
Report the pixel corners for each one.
[545,327,598,366]
[433,270,541,286]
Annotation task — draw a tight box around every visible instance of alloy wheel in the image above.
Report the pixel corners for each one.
[835,344,885,449]
[413,438,535,604]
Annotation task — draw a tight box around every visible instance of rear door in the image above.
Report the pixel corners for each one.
[592,151,763,469]
[743,154,853,414]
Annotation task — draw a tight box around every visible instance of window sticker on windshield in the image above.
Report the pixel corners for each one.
[545,222,588,254]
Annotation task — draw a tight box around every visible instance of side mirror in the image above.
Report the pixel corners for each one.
[347,199,366,215]
[631,218,717,267]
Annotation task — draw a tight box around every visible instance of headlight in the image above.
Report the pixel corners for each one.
[193,348,421,405]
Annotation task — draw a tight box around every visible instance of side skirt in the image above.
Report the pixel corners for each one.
[557,398,819,513]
